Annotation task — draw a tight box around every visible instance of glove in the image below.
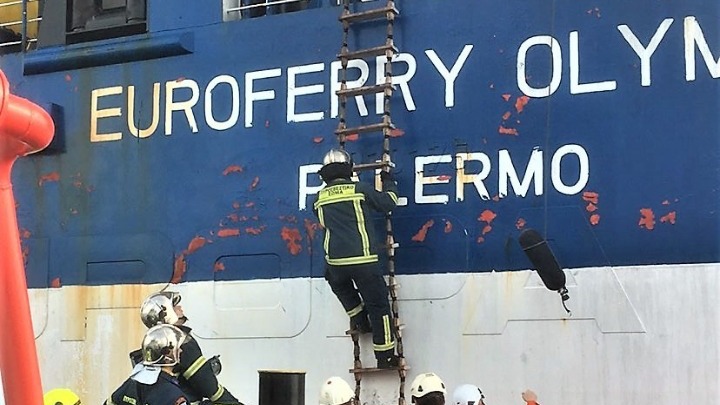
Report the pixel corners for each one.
[380,170,394,184]
[209,354,222,376]
[522,389,538,404]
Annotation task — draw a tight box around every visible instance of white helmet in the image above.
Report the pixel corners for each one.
[411,372,446,399]
[453,384,485,405]
[142,324,186,366]
[319,377,355,405]
[140,291,181,328]
[322,149,352,166]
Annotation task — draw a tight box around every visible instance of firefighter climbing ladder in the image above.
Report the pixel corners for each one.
[335,1,408,405]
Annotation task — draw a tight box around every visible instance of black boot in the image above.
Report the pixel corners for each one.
[376,351,400,369]
[350,312,372,334]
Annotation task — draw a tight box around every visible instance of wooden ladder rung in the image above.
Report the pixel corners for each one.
[339,4,399,24]
[350,365,409,374]
[353,160,395,172]
[336,82,393,98]
[335,122,394,136]
[338,43,398,60]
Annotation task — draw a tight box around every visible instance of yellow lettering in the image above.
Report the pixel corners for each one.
[90,86,123,143]
[127,83,161,138]
[122,395,137,404]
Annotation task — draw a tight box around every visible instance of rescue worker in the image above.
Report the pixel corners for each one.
[318,376,355,405]
[452,384,485,405]
[138,291,243,405]
[43,388,82,405]
[104,324,189,405]
[410,372,446,405]
[313,148,400,368]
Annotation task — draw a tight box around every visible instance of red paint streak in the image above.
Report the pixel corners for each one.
[172,254,187,284]
[223,165,244,175]
[64,74,72,82]
[390,128,405,137]
[582,191,599,204]
[250,176,260,190]
[313,137,324,143]
[502,111,511,120]
[186,236,207,254]
[515,96,530,113]
[478,209,497,224]
[50,278,61,288]
[492,195,500,202]
[280,215,298,223]
[437,175,451,181]
[660,211,676,224]
[516,218,526,229]
[476,236,485,244]
[217,229,241,237]
[304,218,318,241]
[227,213,239,222]
[175,77,185,82]
[498,126,518,136]
[214,262,226,272]
[639,208,656,230]
[232,202,241,209]
[662,200,670,205]
[412,220,435,242]
[502,94,511,101]
[246,226,266,235]
[38,172,60,186]
[281,227,303,255]
[444,220,452,233]
[482,225,492,235]
[590,214,600,225]
[245,202,255,208]
[345,133,359,142]
[586,203,597,212]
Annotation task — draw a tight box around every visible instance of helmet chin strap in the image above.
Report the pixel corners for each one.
[176,316,189,324]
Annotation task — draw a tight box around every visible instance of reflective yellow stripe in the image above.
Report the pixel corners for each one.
[318,207,330,256]
[374,315,395,351]
[315,194,364,207]
[210,385,225,401]
[387,191,398,204]
[346,303,364,317]
[327,255,378,266]
[182,356,207,379]
[374,341,396,351]
[353,200,371,257]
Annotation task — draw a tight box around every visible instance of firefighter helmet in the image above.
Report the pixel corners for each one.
[142,324,186,366]
[452,384,485,405]
[410,372,446,399]
[140,291,181,328]
[43,388,81,405]
[322,149,352,166]
[319,376,355,405]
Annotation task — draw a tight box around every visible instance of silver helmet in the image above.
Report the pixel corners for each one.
[141,324,186,366]
[322,149,352,166]
[140,291,181,328]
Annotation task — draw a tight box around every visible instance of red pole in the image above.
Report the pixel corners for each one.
[0,70,54,405]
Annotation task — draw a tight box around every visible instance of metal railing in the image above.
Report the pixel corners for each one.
[0,0,42,52]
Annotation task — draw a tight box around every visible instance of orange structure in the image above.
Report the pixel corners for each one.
[0,69,54,405]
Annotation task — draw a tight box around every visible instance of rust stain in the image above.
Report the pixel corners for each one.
[280,215,298,223]
[246,226,266,235]
[639,208,655,230]
[64,74,72,82]
[515,218,526,229]
[38,172,60,186]
[582,191,599,204]
[175,77,185,82]
[492,195,500,202]
[660,211,676,224]
[214,262,226,272]
[345,133,359,142]
[232,202,241,209]
[223,165,244,175]
[390,128,405,137]
[437,174,452,181]
[586,203,597,212]
[411,220,435,242]
[498,126,518,136]
[502,94,511,102]
[476,236,485,244]
[186,236,207,254]
[590,214,600,225]
[482,225,492,235]
[20,228,31,239]
[313,137,324,143]
[478,209,497,224]
[281,227,303,255]
[50,277,61,288]
[217,229,241,238]
[227,213,239,222]
[502,111,512,120]
[251,215,258,221]
[515,96,530,113]
[444,220,452,233]
[304,218,318,241]
[172,254,187,284]
[250,176,260,190]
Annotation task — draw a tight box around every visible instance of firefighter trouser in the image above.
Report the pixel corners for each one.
[325,262,395,358]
